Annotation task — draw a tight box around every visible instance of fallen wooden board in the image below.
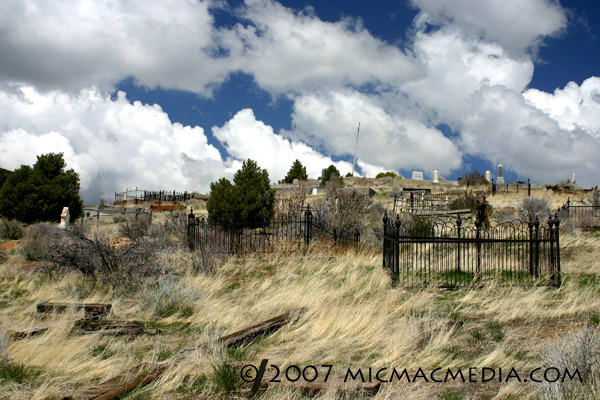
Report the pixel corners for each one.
[37,303,112,318]
[214,312,291,348]
[9,325,51,339]
[62,363,167,400]
[65,311,299,400]
[73,319,161,336]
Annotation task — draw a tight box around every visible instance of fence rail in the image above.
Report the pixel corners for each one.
[561,199,600,230]
[382,213,561,288]
[186,207,360,255]
[115,189,205,204]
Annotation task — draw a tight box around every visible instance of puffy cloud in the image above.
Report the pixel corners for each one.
[211,108,355,180]
[288,89,463,175]
[215,0,420,94]
[409,0,567,56]
[0,0,228,95]
[0,86,229,203]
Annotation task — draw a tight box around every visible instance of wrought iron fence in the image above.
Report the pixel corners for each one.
[383,213,561,288]
[561,199,600,231]
[186,207,360,255]
[392,193,448,214]
[115,189,204,203]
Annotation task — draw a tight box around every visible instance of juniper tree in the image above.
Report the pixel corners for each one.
[284,159,308,183]
[0,153,83,224]
[206,159,275,227]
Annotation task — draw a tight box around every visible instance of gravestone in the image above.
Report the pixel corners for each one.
[572,173,576,185]
[293,178,299,185]
[497,164,505,184]
[411,171,424,180]
[433,170,439,184]
[485,171,491,182]
[312,188,318,196]
[321,168,326,180]
[59,207,70,229]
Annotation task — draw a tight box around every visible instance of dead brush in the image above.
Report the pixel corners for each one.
[43,224,160,290]
[536,325,600,400]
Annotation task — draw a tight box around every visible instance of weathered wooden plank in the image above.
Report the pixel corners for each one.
[66,362,153,400]
[88,365,168,400]
[214,312,291,348]
[73,319,160,336]
[37,302,112,318]
[9,325,51,339]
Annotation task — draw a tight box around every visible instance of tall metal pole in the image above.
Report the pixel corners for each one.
[351,122,360,176]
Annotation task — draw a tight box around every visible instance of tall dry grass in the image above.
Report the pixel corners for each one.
[0,201,599,399]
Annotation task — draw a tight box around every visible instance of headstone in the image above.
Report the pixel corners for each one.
[572,173,576,185]
[411,171,424,180]
[312,188,318,196]
[485,171,491,182]
[293,178,299,185]
[433,170,439,184]
[321,168,326,180]
[59,207,70,229]
[496,164,505,184]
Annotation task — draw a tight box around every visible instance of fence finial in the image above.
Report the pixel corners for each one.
[395,214,401,229]
[382,211,389,226]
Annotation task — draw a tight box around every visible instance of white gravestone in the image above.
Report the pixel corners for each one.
[497,164,505,184]
[572,173,576,185]
[485,171,491,182]
[312,188,318,196]
[411,171,424,180]
[433,170,439,184]
[59,207,70,229]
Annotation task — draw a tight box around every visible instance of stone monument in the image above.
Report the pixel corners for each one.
[312,188,318,196]
[59,207,70,229]
[485,171,491,182]
[496,164,505,184]
[572,173,576,185]
[411,171,424,180]
[433,170,439,184]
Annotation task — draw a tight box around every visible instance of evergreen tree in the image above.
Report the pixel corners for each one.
[206,159,275,226]
[284,159,308,183]
[0,167,12,190]
[0,153,83,224]
[321,165,342,186]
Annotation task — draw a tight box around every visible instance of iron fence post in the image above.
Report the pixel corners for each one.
[528,178,531,196]
[457,215,462,273]
[528,217,534,278]
[394,214,401,282]
[475,216,482,283]
[553,214,561,287]
[304,205,313,247]
[534,217,540,279]
[187,208,196,251]
[382,212,389,268]
[548,214,555,285]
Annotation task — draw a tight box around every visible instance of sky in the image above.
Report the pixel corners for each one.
[0,0,599,204]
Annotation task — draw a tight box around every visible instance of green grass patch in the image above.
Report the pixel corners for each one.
[0,363,43,384]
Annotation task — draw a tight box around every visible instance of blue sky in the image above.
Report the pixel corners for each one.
[0,0,599,203]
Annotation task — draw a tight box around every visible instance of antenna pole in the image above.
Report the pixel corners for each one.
[352,122,360,176]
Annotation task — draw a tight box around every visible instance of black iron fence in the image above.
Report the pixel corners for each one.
[561,199,600,231]
[383,213,561,288]
[186,207,360,255]
[115,189,205,204]
[392,193,448,215]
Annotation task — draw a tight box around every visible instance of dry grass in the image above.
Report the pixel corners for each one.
[0,196,599,399]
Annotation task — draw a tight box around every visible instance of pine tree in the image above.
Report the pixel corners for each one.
[206,159,275,226]
[321,165,342,186]
[0,153,83,224]
[284,159,308,183]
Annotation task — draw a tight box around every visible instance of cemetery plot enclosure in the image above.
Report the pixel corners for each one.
[383,214,561,288]
[186,208,360,255]
[561,199,600,231]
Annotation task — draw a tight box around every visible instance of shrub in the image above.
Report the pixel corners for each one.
[118,214,152,240]
[409,217,434,237]
[21,222,64,261]
[46,225,159,289]
[519,197,550,222]
[0,219,24,240]
[536,325,600,399]
[142,279,195,318]
[459,170,488,187]
[375,171,397,179]
[448,192,478,212]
